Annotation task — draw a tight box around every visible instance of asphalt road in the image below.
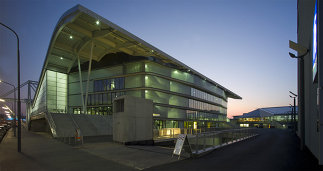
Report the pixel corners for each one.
[146,129,322,171]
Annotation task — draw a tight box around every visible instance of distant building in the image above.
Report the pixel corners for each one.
[233,106,297,128]
[28,5,241,142]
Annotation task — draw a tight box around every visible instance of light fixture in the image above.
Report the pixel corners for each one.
[145,76,148,80]
[145,90,148,93]
[69,35,73,39]
[96,20,100,25]
[0,99,5,102]
[60,57,63,60]
[2,107,8,109]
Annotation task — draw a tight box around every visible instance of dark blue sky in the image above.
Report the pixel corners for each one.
[0,0,297,117]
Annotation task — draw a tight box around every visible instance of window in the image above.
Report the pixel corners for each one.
[94,77,125,92]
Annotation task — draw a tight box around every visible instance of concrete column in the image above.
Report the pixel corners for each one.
[77,55,85,113]
[84,41,94,113]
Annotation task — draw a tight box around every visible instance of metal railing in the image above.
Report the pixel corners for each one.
[44,112,57,137]
[153,127,241,140]
[153,128,202,140]
[187,128,258,155]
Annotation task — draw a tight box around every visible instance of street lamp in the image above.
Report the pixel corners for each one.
[289,104,294,123]
[0,80,16,137]
[289,91,297,132]
[0,22,22,152]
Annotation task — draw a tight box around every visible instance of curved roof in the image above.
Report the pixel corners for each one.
[235,106,297,118]
[34,4,241,103]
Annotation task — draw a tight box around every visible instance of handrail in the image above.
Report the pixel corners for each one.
[186,128,258,156]
[45,112,57,137]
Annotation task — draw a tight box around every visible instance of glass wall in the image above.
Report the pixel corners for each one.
[31,72,47,115]
[153,105,227,122]
[85,91,125,106]
[191,88,227,107]
[93,77,124,92]
[145,90,226,114]
[145,74,226,107]
[47,70,67,113]
[145,61,226,98]
[73,106,112,115]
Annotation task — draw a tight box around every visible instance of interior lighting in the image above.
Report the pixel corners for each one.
[96,20,100,25]
[153,113,160,117]
[145,90,148,93]
[0,99,5,102]
[145,76,148,80]
[5,111,10,114]
[69,35,73,39]
[2,107,8,109]
[60,57,63,60]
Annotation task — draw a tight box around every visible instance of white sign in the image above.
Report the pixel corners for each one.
[173,134,186,156]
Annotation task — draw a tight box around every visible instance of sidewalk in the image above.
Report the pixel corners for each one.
[0,128,182,171]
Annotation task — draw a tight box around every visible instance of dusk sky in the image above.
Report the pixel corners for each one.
[0,0,297,118]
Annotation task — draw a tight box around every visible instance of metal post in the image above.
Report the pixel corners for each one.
[17,34,21,153]
[0,22,21,152]
[294,97,297,131]
[13,85,16,137]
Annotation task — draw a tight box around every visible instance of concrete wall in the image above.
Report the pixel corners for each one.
[113,95,153,144]
[298,0,322,164]
[29,118,51,133]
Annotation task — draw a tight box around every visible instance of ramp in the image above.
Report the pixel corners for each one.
[47,113,112,138]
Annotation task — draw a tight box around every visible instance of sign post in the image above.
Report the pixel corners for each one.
[173,134,192,159]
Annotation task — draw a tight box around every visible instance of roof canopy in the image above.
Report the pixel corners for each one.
[235,106,298,118]
[38,4,241,99]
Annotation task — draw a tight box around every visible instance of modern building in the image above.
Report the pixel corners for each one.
[29,5,241,141]
[294,0,323,165]
[233,106,297,128]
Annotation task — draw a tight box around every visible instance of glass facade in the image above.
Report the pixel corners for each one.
[65,59,230,129]
[31,70,67,115]
[93,77,125,92]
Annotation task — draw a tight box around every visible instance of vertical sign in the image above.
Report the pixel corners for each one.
[313,0,318,81]
[173,134,186,156]
[173,134,192,159]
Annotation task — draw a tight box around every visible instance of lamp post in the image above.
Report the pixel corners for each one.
[289,104,294,123]
[0,22,21,152]
[289,91,297,132]
[0,80,16,137]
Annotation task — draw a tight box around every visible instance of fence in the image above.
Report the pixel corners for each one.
[153,127,241,140]
[187,128,258,156]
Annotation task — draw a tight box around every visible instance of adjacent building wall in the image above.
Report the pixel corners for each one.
[298,0,322,164]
